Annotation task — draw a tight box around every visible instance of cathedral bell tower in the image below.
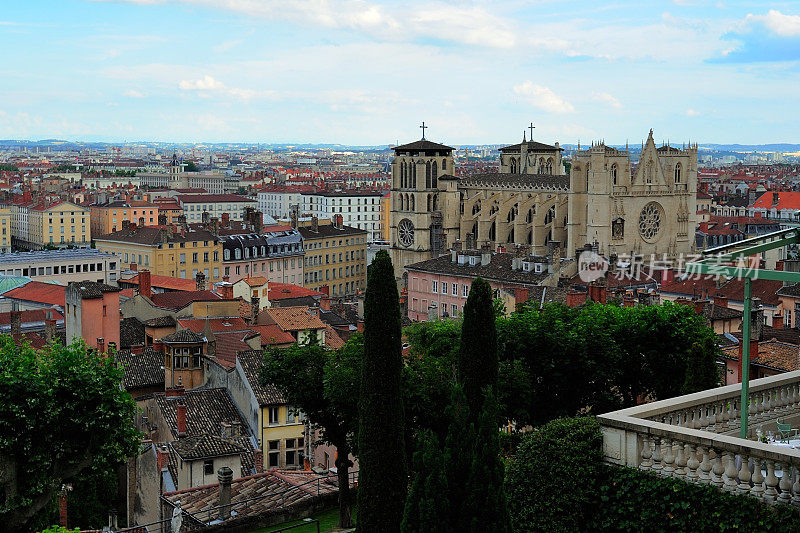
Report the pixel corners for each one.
[389,124,455,279]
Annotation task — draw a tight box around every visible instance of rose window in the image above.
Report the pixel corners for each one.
[398,219,415,247]
[638,202,663,242]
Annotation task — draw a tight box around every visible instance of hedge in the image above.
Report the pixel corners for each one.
[505,417,800,532]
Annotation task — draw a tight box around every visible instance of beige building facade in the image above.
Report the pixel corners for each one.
[390,130,698,278]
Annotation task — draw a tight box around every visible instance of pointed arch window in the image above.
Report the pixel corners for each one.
[425,161,432,188]
[674,163,682,183]
[442,158,447,171]
[432,161,438,188]
[611,163,618,185]
[510,158,517,173]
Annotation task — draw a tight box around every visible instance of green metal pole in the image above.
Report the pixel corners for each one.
[741,276,751,439]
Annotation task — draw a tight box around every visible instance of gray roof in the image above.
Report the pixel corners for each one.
[498,141,562,153]
[406,252,549,285]
[0,248,117,265]
[170,434,247,461]
[237,350,286,406]
[392,139,454,153]
[67,281,121,299]
[154,387,249,439]
[114,347,164,391]
[161,330,205,344]
[297,224,367,239]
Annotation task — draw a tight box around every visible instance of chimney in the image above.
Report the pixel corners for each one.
[250,296,260,325]
[566,289,587,308]
[773,192,780,206]
[693,300,706,315]
[217,466,234,521]
[776,260,784,272]
[139,269,152,298]
[158,213,167,225]
[220,282,233,300]
[587,283,607,304]
[738,340,759,383]
[253,449,263,474]
[139,216,145,227]
[773,313,783,330]
[45,310,56,343]
[319,285,329,296]
[290,209,298,230]
[122,219,130,230]
[480,245,491,266]
[132,344,143,354]
[334,214,343,229]
[514,287,529,306]
[10,307,21,337]
[713,295,728,308]
[97,337,105,354]
[320,297,331,311]
[311,216,319,232]
[165,385,185,397]
[195,272,206,292]
[130,262,138,271]
[752,297,764,340]
[157,445,169,471]
[58,487,69,528]
[176,400,187,437]
[221,212,230,227]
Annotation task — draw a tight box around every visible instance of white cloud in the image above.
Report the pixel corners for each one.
[591,91,622,109]
[123,89,145,98]
[179,75,226,91]
[213,39,243,53]
[741,10,800,37]
[513,82,574,114]
[685,108,701,116]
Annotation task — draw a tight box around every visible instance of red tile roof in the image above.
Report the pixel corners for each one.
[267,283,323,301]
[661,277,783,306]
[249,324,295,346]
[149,290,222,310]
[4,281,66,307]
[213,331,257,368]
[0,308,63,325]
[753,191,800,211]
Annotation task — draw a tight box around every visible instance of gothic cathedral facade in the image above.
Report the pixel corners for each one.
[390,130,697,279]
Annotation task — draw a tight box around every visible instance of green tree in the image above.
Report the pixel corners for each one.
[458,277,498,421]
[184,160,199,172]
[400,431,450,533]
[442,386,474,531]
[682,336,721,394]
[357,250,407,532]
[0,337,140,532]
[261,334,360,528]
[463,389,511,533]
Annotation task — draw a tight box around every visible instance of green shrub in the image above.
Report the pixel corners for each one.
[505,417,602,532]
[591,465,800,532]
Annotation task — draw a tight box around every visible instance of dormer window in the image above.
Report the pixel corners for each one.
[469,256,477,266]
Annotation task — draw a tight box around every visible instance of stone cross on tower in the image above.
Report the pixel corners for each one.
[419,121,427,140]
[529,122,535,141]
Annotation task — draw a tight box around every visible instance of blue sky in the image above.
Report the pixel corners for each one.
[0,1,799,145]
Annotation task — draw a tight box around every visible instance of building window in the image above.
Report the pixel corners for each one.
[268,440,280,468]
[269,406,280,425]
[432,281,438,293]
[203,460,214,475]
[452,283,457,296]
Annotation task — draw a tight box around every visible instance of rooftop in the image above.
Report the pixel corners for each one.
[264,306,326,332]
[114,347,164,391]
[406,252,549,286]
[0,248,117,265]
[297,223,367,239]
[237,349,286,406]
[121,272,198,292]
[3,281,66,307]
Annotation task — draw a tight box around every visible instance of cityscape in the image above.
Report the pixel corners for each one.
[3,1,800,533]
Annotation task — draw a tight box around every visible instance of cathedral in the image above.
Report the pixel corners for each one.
[389,129,698,279]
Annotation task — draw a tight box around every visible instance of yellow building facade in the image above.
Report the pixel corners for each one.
[298,218,367,297]
[95,226,224,281]
[380,191,391,242]
[32,201,90,249]
[0,208,11,253]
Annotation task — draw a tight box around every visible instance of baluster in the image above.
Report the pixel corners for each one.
[663,439,676,477]
[779,463,793,504]
[686,443,699,483]
[792,383,799,410]
[651,437,664,474]
[723,451,739,493]
[697,404,708,429]
[722,400,731,430]
[764,459,779,503]
[716,402,725,432]
[698,446,712,484]
[737,453,752,495]
[763,390,773,419]
[674,440,687,478]
[778,387,788,414]
[639,435,653,470]
[689,407,700,429]
[730,399,740,429]
[751,393,761,423]
[792,466,800,508]
[751,457,765,499]
[711,449,725,488]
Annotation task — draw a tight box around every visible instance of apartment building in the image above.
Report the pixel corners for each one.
[297,217,367,298]
[176,194,257,223]
[0,207,11,253]
[220,226,305,284]
[0,248,120,284]
[257,187,310,220]
[95,225,223,282]
[10,200,90,250]
[301,190,384,241]
[90,200,159,237]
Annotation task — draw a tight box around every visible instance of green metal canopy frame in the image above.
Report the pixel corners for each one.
[686,226,800,439]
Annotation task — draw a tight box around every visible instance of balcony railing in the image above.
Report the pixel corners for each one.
[599,370,800,504]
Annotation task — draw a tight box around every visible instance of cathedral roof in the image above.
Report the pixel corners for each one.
[656,145,684,153]
[499,141,562,153]
[458,173,570,191]
[392,139,454,153]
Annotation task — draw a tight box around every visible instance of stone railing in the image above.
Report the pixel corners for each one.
[599,370,800,505]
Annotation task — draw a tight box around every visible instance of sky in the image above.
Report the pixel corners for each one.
[0,1,799,145]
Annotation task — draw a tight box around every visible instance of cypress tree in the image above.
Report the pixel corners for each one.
[458,276,498,420]
[358,250,407,532]
[401,430,451,533]
[463,388,512,532]
[443,385,474,531]
[682,337,721,394]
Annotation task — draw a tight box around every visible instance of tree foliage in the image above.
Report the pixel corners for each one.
[358,250,407,532]
[400,430,450,533]
[458,277,498,421]
[261,334,360,528]
[0,337,139,532]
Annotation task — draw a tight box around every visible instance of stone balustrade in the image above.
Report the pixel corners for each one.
[599,370,800,506]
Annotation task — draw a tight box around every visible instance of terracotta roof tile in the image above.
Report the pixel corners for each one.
[249,324,296,347]
[4,281,66,307]
[264,306,326,332]
[114,347,164,391]
[237,349,286,406]
[150,290,222,311]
